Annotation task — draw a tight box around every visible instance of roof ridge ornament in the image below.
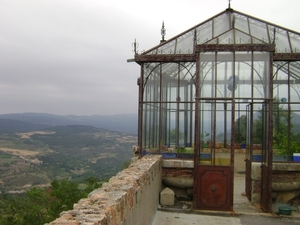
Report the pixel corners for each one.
[132,39,139,55]
[228,0,232,9]
[160,21,166,43]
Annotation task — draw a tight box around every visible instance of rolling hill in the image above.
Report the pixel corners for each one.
[0,123,137,192]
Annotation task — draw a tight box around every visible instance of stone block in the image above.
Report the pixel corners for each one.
[160,187,175,206]
[276,190,300,203]
[251,162,261,180]
[252,180,261,193]
[162,176,193,189]
[251,193,260,204]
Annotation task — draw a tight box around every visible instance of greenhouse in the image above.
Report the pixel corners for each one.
[133,6,300,212]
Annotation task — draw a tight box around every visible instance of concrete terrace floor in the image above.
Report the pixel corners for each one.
[151,174,300,225]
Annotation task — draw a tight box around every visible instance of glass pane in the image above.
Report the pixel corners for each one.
[213,13,230,38]
[274,28,290,53]
[156,39,177,55]
[249,18,269,42]
[176,30,195,54]
[198,100,233,166]
[234,13,249,34]
[196,20,213,44]
[289,32,300,52]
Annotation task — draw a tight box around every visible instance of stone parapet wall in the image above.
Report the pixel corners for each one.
[47,155,162,225]
[251,162,300,204]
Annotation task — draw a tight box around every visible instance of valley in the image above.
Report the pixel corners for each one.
[0,125,137,193]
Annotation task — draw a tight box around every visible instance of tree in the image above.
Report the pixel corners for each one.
[0,177,101,225]
[233,97,300,155]
[0,188,54,225]
[50,179,85,213]
[234,115,247,143]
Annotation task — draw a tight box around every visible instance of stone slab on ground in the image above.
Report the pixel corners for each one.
[160,187,175,206]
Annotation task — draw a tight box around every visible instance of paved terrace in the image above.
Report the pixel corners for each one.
[47,155,300,225]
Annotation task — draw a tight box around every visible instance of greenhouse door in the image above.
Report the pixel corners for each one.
[194,99,234,211]
[260,101,272,212]
[245,101,272,212]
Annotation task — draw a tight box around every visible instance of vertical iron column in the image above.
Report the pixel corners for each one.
[138,64,144,158]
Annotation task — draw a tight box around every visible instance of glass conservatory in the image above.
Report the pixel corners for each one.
[133,7,300,212]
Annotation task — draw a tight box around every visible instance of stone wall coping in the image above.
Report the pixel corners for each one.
[162,159,194,168]
[252,162,300,171]
[47,155,162,225]
[273,162,300,171]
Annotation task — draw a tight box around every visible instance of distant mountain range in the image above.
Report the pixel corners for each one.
[0,113,138,135]
[1,111,300,136]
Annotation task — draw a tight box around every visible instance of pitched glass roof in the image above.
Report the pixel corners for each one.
[137,8,300,82]
[142,8,300,55]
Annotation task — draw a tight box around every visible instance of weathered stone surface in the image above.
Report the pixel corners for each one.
[276,190,300,203]
[272,181,300,192]
[273,163,300,171]
[171,187,188,199]
[249,162,300,204]
[251,162,261,180]
[162,176,193,189]
[251,193,260,204]
[47,155,162,225]
[162,159,194,168]
[160,187,175,206]
[252,180,261,193]
[187,188,193,197]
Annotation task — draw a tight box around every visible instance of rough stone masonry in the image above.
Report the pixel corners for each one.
[46,155,162,225]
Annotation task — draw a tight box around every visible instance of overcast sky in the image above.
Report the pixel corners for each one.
[0,0,299,116]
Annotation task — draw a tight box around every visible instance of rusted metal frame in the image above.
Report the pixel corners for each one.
[267,51,274,212]
[228,9,232,29]
[209,56,214,164]
[155,74,160,149]
[176,64,181,153]
[223,61,228,148]
[184,81,188,146]
[212,52,218,166]
[138,64,144,158]
[189,80,194,146]
[228,52,235,162]
[150,78,155,149]
[143,101,194,104]
[266,23,270,44]
[195,97,272,101]
[193,53,200,209]
[287,31,293,53]
[273,53,300,61]
[174,38,178,55]
[245,103,253,200]
[230,53,236,190]
[135,54,196,63]
[260,102,268,212]
[247,17,252,43]
[195,44,275,52]
[287,62,291,158]
[193,28,197,54]
[250,51,254,156]
[158,63,163,153]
